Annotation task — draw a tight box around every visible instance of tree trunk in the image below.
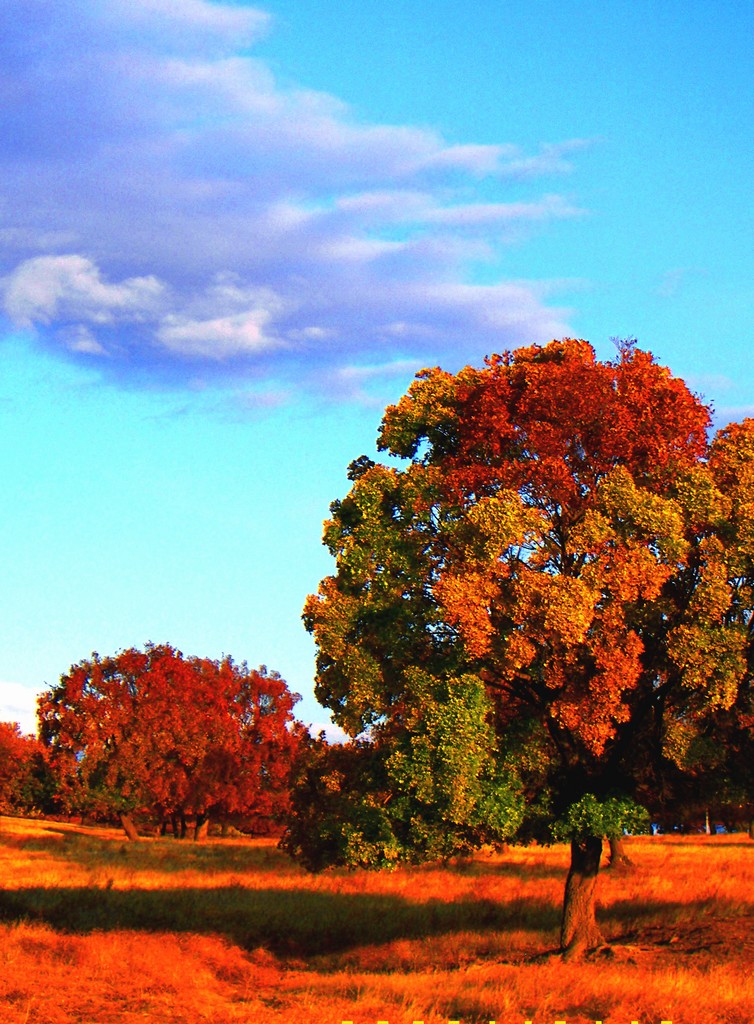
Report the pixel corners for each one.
[171,812,188,838]
[748,818,754,841]
[194,813,210,841]
[119,813,140,842]
[607,834,633,870]
[560,836,604,959]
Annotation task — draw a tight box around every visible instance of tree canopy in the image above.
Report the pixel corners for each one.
[290,339,754,957]
[0,722,51,815]
[38,643,303,839]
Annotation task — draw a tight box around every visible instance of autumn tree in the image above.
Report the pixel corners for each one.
[0,722,52,815]
[38,644,303,840]
[293,339,752,958]
[669,418,754,837]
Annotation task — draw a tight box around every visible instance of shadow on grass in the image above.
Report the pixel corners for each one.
[605,893,754,929]
[481,860,565,881]
[10,830,298,876]
[10,829,569,882]
[0,884,560,957]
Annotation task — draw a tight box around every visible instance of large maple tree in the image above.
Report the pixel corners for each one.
[294,339,753,957]
[38,644,303,839]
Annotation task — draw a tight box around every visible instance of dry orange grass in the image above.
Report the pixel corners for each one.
[1,815,753,1024]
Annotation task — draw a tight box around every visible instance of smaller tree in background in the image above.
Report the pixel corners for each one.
[38,644,303,840]
[0,722,53,815]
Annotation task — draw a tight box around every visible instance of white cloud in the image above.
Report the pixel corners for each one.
[415,139,590,179]
[125,0,269,35]
[2,255,164,328]
[307,720,350,744]
[424,194,582,228]
[499,140,592,178]
[416,143,515,176]
[317,237,407,263]
[104,0,272,55]
[330,359,423,404]
[0,682,40,736]
[0,0,588,401]
[288,326,336,342]
[157,309,282,359]
[62,325,110,356]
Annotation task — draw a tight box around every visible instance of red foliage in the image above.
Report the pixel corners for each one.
[444,339,710,507]
[0,721,45,813]
[38,644,303,830]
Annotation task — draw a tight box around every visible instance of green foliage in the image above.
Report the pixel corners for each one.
[661,716,721,772]
[283,674,523,872]
[384,672,524,848]
[282,739,404,872]
[551,794,650,842]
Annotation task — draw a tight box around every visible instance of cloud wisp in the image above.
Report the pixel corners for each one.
[0,0,585,402]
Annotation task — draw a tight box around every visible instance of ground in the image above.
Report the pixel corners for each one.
[0,815,752,1024]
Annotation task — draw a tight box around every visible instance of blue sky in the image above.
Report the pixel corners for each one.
[1,0,752,736]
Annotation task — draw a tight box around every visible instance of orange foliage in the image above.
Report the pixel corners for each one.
[426,342,713,757]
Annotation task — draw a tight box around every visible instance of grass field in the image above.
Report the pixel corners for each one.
[1,816,753,1024]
